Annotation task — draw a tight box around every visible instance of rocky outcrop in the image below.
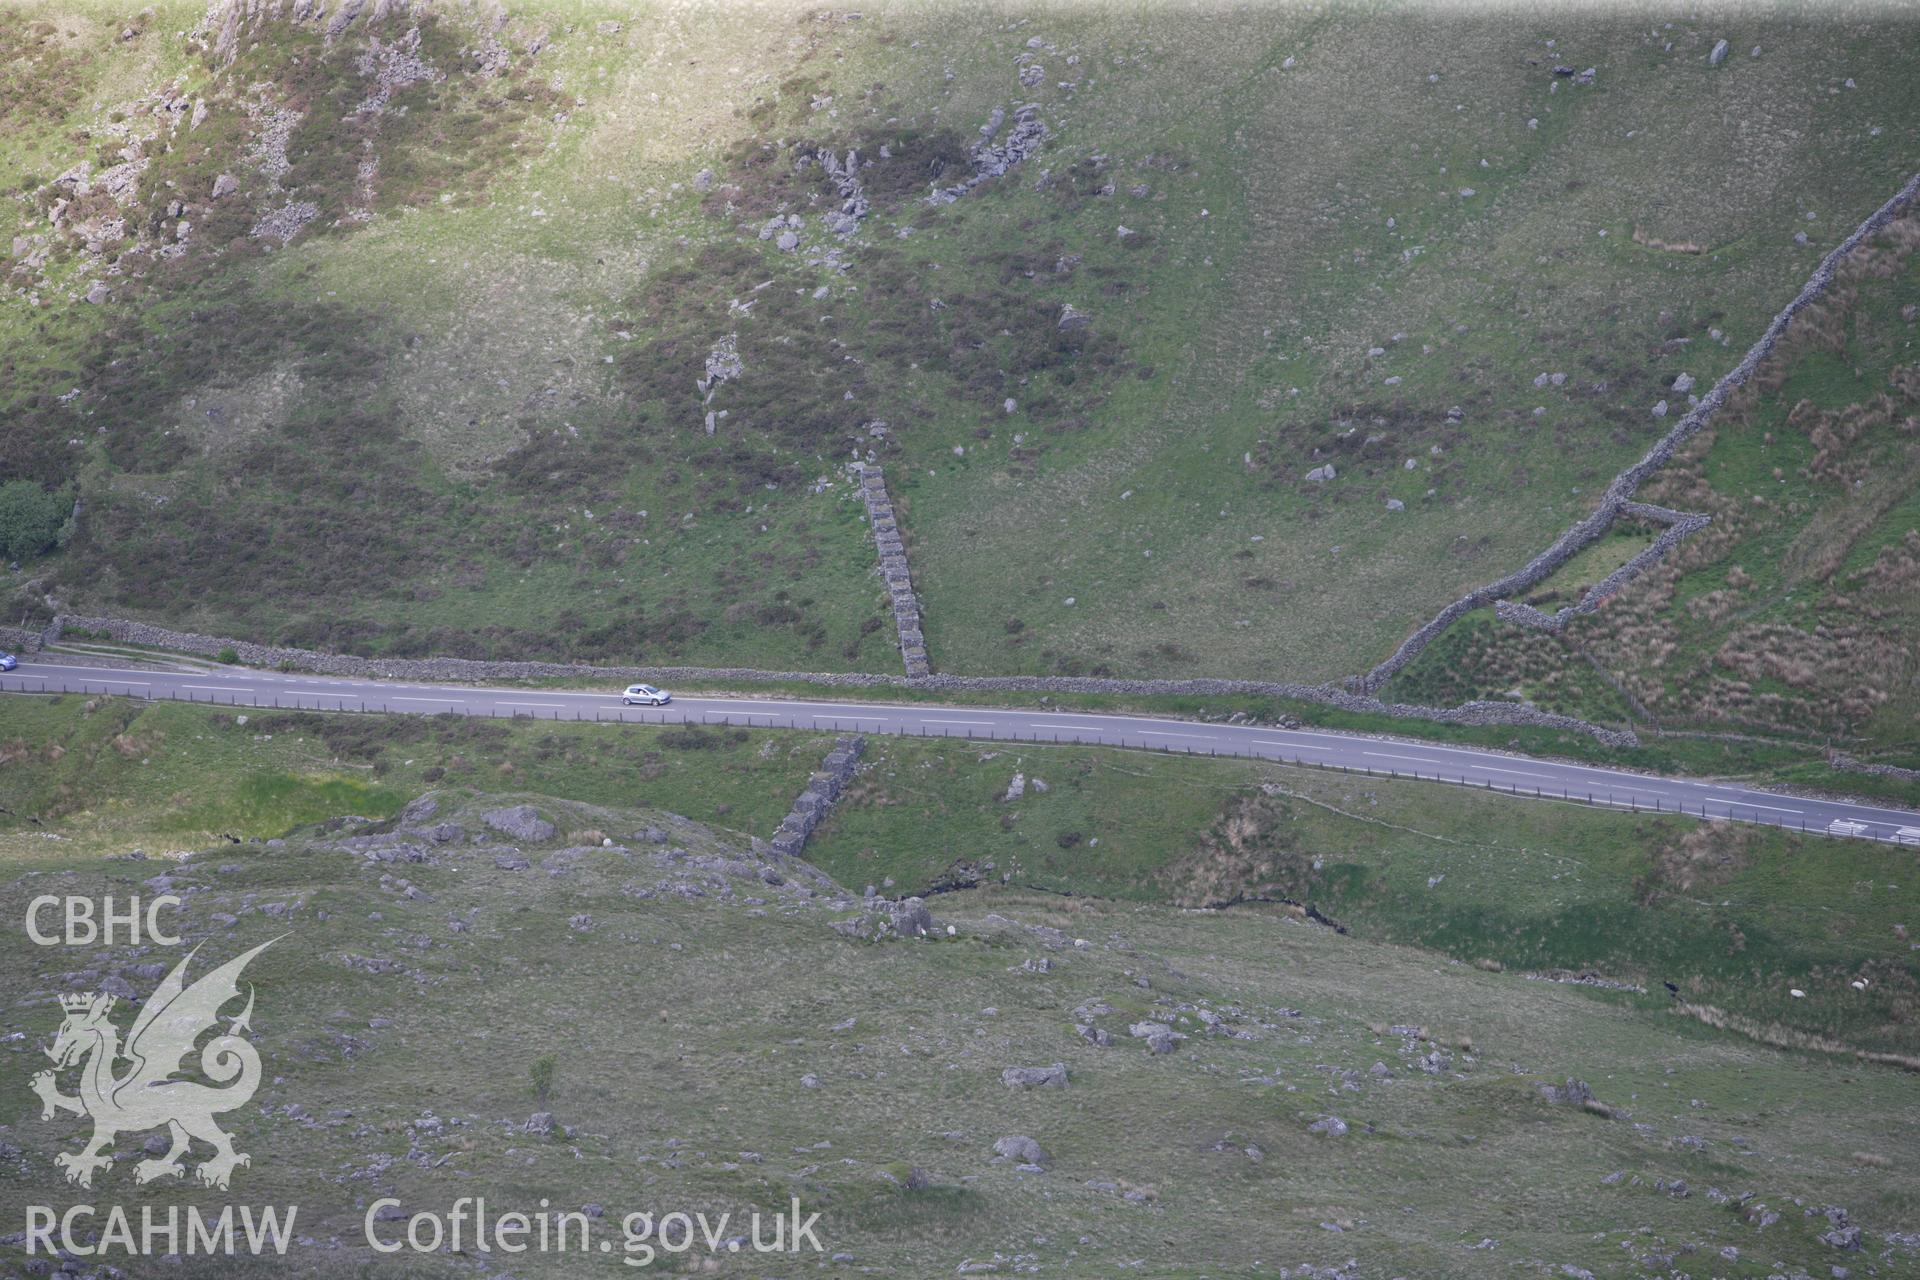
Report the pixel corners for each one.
[926,105,1049,205]
[196,0,422,66]
[815,148,869,237]
[770,736,865,859]
[480,804,556,842]
[858,466,930,677]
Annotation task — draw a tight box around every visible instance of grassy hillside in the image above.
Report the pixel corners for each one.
[3,787,1919,1278]
[3,2,1917,692]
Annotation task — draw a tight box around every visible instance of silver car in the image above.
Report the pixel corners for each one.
[622,683,671,706]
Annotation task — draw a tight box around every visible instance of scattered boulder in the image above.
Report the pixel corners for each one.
[993,1135,1048,1166]
[1709,38,1730,66]
[1143,1030,1181,1054]
[1307,1116,1349,1137]
[1128,1021,1186,1054]
[1002,1063,1068,1090]
[1305,464,1336,483]
[1821,1225,1862,1251]
[1057,304,1091,331]
[1537,1078,1595,1107]
[211,172,238,199]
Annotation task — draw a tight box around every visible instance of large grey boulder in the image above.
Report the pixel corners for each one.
[1001,1063,1068,1090]
[887,897,936,937]
[481,805,555,842]
[1708,39,1730,66]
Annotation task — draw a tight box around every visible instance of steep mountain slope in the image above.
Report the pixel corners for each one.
[3,2,1916,699]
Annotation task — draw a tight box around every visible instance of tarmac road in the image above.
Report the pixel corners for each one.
[4,658,1917,843]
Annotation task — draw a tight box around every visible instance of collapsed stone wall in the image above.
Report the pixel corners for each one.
[770,736,865,858]
[0,619,62,653]
[858,466,930,677]
[1355,170,1920,694]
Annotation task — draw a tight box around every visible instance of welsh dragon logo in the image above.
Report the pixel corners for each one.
[32,939,275,1190]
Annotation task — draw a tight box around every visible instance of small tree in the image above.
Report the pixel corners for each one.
[0,481,69,563]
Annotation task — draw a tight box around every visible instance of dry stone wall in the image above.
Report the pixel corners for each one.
[770,736,865,858]
[1356,170,1920,694]
[1827,752,1920,784]
[0,619,62,653]
[859,466,930,677]
[1494,504,1712,632]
